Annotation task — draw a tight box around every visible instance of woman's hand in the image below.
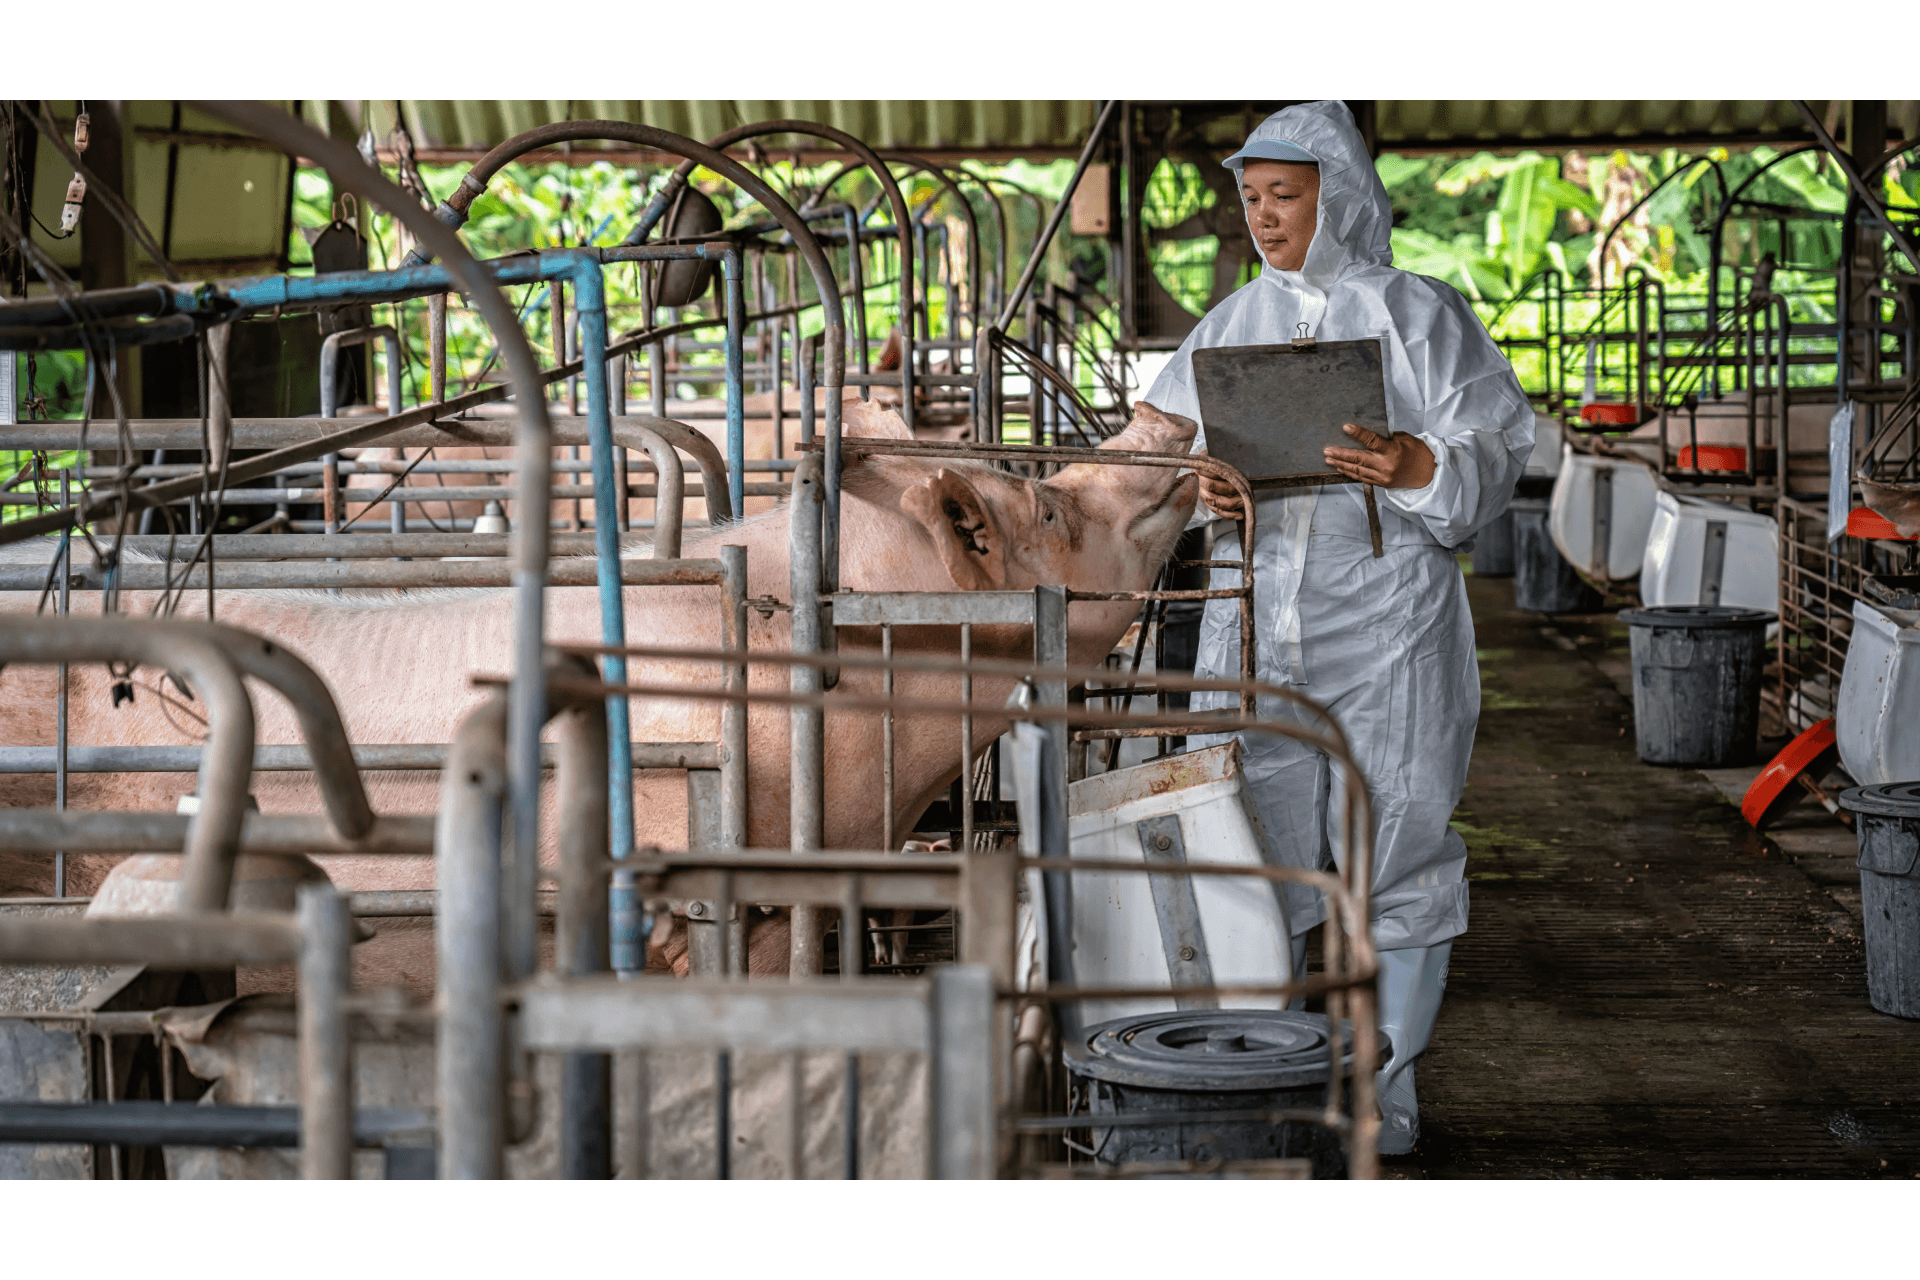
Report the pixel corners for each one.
[1193,449,1247,518]
[1324,424,1436,489]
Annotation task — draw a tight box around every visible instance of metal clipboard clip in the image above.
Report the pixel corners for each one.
[1291,322,1316,352]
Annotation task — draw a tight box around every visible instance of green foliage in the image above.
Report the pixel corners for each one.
[1386,151,1597,299]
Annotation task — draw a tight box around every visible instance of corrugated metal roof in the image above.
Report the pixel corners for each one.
[357,100,1104,157]
[323,99,1903,158]
[1374,99,1891,151]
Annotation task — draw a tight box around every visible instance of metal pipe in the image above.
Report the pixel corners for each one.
[0,740,718,773]
[0,809,434,854]
[428,294,447,403]
[0,414,729,528]
[557,694,612,1179]
[93,531,642,559]
[6,556,724,592]
[723,249,746,517]
[296,884,352,1179]
[435,692,509,1179]
[719,544,749,853]
[0,615,253,912]
[0,913,300,966]
[788,453,825,976]
[0,481,779,507]
[207,321,233,477]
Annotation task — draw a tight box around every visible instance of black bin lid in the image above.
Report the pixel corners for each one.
[1064,1009,1371,1092]
[1617,605,1777,629]
[1838,781,1920,820]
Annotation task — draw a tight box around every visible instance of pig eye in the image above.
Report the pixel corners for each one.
[1043,509,1054,523]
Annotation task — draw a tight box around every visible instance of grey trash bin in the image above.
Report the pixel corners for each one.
[1838,782,1920,1019]
[1471,508,1515,577]
[1064,1008,1378,1178]
[1617,605,1775,766]
[1512,498,1593,613]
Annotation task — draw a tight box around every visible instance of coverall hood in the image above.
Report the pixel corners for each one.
[1236,101,1393,292]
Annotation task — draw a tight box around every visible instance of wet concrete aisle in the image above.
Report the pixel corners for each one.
[1401,566,1920,1178]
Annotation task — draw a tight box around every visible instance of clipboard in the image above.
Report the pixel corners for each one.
[1191,329,1390,556]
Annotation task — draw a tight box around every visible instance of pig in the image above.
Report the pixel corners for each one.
[0,399,1199,980]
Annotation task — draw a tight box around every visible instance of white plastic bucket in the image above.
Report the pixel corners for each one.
[1837,599,1920,787]
[1549,451,1658,582]
[1017,741,1293,1027]
[1639,491,1779,615]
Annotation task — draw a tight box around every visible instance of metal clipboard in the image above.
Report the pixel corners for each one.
[1192,329,1390,555]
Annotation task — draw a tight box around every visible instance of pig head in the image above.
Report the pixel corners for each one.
[885,401,1199,661]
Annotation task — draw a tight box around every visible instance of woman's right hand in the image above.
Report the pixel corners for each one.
[1194,449,1246,519]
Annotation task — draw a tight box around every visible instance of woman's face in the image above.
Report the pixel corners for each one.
[1241,160,1320,271]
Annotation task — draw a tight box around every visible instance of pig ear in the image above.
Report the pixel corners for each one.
[841,396,912,440]
[1102,400,1198,456]
[876,327,902,372]
[900,468,1003,590]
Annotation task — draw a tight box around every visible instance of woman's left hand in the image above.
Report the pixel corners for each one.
[1324,423,1436,489]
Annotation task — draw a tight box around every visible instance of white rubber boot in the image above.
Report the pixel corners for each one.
[1374,941,1451,1156]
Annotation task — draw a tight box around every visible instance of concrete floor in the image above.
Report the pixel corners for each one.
[1395,565,1920,1178]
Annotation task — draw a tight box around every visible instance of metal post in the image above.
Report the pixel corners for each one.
[55,473,69,899]
[297,884,352,1180]
[789,453,825,976]
[928,965,994,1179]
[800,334,817,447]
[428,293,447,404]
[724,248,746,519]
[610,352,630,532]
[437,695,508,1179]
[558,698,612,1179]
[570,262,636,925]
[720,545,748,853]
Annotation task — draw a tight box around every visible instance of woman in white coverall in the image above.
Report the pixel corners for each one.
[1145,100,1533,1154]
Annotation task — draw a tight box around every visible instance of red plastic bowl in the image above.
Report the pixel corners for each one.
[1742,719,1840,830]
[1676,445,1747,472]
[1848,506,1918,541]
[1579,401,1647,427]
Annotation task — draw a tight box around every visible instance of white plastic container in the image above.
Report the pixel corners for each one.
[1837,599,1920,787]
[1548,451,1659,582]
[1526,412,1564,478]
[1639,491,1779,614]
[1020,741,1293,1027]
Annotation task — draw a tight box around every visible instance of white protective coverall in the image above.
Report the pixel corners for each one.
[1144,101,1534,1151]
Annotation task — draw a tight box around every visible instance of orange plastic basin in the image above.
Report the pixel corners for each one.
[1676,445,1747,472]
[1847,507,1917,541]
[1579,402,1647,427]
[1742,719,1840,830]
